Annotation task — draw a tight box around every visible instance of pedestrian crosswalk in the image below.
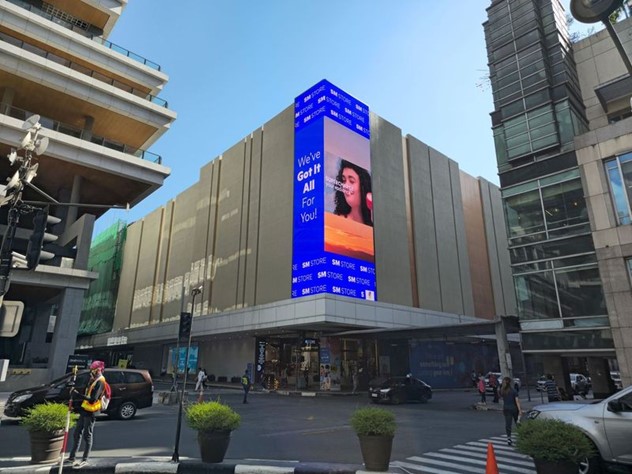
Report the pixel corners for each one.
[391,436,536,474]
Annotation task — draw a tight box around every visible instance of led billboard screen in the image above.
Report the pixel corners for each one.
[292,80,376,301]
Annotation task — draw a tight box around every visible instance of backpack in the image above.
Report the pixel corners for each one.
[100,379,112,410]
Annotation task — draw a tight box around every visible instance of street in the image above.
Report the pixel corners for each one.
[0,388,525,465]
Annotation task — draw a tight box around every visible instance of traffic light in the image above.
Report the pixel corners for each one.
[178,312,192,342]
[25,208,61,270]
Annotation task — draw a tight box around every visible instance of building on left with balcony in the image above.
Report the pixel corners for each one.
[0,0,175,390]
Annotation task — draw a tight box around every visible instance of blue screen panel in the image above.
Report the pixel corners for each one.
[293,80,376,301]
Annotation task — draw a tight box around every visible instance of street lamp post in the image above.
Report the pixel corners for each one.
[171,285,202,463]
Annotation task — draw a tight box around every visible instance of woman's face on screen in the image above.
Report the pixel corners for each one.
[341,167,360,209]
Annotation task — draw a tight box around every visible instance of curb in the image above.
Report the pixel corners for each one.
[0,461,364,474]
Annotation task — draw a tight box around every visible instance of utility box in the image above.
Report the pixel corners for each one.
[0,359,9,382]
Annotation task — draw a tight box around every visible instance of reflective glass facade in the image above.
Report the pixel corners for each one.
[484,0,610,353]
[604,152,632,225]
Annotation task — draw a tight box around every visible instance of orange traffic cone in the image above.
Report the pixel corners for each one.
[486,442,499,474]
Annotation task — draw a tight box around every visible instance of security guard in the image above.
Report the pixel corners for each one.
[67,360,107,468]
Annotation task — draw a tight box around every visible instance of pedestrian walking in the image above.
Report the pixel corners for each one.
[241,370,251,404]
[489,372,499,403]
[471,370,478,388]
[352,369,359,394]
[195,367,206,392]
[67,360,108,468]
[478,375,487,404]
[500,376,522,445]
[545,374,561,402]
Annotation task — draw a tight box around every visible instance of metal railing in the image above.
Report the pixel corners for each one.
[0,30,168,107]
[5,0,161,71]
[2,105,162,164]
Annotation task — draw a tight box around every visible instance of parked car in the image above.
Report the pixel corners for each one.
[526,384,632,472]
[484,372,521,392]
[3,368,153,420]
[368,376,432,404]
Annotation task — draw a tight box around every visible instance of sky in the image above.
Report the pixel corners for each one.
[94,0,598,236]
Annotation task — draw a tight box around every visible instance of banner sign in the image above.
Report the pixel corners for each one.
[292,80,376,301]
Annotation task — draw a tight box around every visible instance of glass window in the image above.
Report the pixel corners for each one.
[541,179,587,230]
[555,266,607,317]
[515,271,559,320]
[505,189,545,237]
[604,157,632,225]
[105,370,124,384]
[124,371,146,384]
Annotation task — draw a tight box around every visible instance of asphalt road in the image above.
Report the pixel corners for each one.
[0,389,519,464]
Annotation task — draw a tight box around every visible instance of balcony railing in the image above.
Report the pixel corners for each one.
[0,30,168,107]
[5,0,161,71]
[3,105,162,164]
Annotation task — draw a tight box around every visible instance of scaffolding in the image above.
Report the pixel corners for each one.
[78,220,127,336]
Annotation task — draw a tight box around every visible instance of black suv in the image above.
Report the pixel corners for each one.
[3,368,153,420]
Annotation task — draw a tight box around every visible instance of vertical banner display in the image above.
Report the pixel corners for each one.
[292,80,376,301]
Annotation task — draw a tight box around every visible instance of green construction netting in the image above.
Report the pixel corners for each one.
[78,220,127,336]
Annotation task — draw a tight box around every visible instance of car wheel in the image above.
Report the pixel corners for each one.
[117,401,137,420]
[578,455,602,474]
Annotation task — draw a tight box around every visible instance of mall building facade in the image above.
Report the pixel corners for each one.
[77,80,518,391]
[484,0,632,394]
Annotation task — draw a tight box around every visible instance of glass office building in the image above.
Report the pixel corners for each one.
[485,0,631,393]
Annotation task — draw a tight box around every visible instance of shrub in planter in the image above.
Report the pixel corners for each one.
[21,403,78,464]
[185,401,241,463]
[350,407,396,471]
[516,418,596,474]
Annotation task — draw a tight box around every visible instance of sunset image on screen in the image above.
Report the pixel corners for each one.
[324,213,374,262]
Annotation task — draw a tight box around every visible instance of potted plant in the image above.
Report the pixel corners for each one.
[350,406,396,471]
[515,418,595,474]
[21,403,77,464]
[185,400,241,463]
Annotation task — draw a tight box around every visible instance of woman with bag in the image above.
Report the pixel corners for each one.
[500,376,522,446]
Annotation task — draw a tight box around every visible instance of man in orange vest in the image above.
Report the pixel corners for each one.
[67,360,107,468]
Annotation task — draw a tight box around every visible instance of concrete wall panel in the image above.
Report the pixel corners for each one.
[460,173,495,318]
[371,114,413,306]
[129,208,163,328]
[255,106,294,304]
[450,160,474,316]
[210,141,246,312]
[429,147,463,314]
[153,201,173,323]
[406,136,441,311]
[244,129,263,308]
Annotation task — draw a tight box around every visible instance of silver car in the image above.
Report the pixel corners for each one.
[526,385,632,473]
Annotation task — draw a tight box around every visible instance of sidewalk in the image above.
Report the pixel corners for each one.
[0,457,364,474]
